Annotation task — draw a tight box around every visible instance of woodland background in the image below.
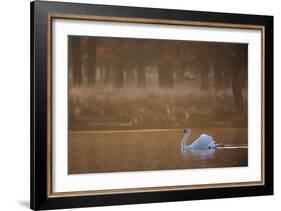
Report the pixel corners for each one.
[68,36,248,130]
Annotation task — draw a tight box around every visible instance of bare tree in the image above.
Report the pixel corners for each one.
[87,37,97,86]
[70,36,82,86]
[232,45,248,115]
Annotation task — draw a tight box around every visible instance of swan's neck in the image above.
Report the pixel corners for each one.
[181,132,190,149]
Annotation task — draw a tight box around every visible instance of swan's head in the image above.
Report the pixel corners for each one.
[184,128,190,134]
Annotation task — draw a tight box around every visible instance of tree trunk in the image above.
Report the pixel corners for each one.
[214,62,223,92]
[70,36,82,86]
[137,67,145,88]
[232,68,243,115]
[232,44,247,116]
[104,63,111,86]
[126,69,135,87]
[113,62,124,89]
[87,38,96,86]
[200,61,209,90]
[159,63,173,88]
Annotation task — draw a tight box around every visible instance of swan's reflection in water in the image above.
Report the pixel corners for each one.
[181,149,216,160]
[180,146,248,168]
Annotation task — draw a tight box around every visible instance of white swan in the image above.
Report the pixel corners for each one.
[181,128,221,151]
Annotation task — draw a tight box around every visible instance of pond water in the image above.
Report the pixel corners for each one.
[68,128,248,174]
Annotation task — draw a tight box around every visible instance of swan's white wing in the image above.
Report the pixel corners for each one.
[189,134,214,148]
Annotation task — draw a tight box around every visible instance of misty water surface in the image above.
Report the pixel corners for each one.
[68,128,247,174]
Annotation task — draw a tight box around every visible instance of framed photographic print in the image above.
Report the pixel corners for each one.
[30,1,273,210]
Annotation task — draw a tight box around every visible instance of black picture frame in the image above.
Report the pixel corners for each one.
[30,1,273,210]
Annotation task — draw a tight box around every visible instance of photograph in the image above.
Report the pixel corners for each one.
[30,1,273,209]
[67,36,248,174]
